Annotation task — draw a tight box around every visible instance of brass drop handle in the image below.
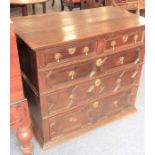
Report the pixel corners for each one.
[83,46,89,56]
[96,58,103,67]
[68,47,76,55]
[95,79,101,87]
[113,100,118,107]
[133,34,139,44]
[69,117,77,122]
[92,101,99,108]
[69,70,75,80]
[69,94,74,99]
[122,35,128,43]
[120,56,124,65]
[96,57,108,67]
[111,40,116,51]
[54,53,62,62]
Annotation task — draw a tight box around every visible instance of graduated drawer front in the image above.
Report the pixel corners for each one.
[126,1,138,10]
[42,66,142,116]
[115,1,138,10]
[38,47,144,92]
[102,27,144,53]
[49,88,136,140]
[37,40,97,68]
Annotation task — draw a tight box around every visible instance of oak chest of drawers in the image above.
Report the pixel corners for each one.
[13,6,145,149]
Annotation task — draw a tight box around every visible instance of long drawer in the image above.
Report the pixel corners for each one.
[48,87,137,140]
[37,46,144,93]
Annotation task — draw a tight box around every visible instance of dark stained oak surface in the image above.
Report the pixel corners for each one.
[12,6,145,50]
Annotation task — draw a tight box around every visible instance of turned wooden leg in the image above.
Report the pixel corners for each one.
[42,2,46,13]
[21,5,28,16]
[16,127,33,155]
[32,4,35,15]
[68,3,74,11]
[60,0,64,11]
[51,0,55,7]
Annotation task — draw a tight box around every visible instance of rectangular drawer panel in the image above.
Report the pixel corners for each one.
[38,47,144,92]
[95,47,144,71]
[40,61,94,91]
[49,88,136,140]
[127,2,138,10]
[37,40,97,68]
[102,27,144,52]
[43,66,142,116]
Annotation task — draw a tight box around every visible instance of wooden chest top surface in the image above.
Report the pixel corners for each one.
[12,6,144,50]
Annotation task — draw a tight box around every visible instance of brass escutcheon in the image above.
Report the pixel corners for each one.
[96,58,103,67]
[111,40,116,51]
[69,94,74,99]
[83,46,89,56]
[95,79,101,87]
[93,101,99,108]
[68,47,76,55]
[69,117,77,122]
[133,34,139,44]
[120,56,124,65]
[122,34,128,43]
[69,70,75,80]
[54,53,62,62]
[113,100,118,107]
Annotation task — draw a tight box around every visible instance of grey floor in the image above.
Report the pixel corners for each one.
[10,1,145,155]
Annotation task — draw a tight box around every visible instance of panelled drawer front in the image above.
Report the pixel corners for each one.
[103,28,144,52]
[49,88,135,139]
[127,2,138,10]
[96,47,144,72]
[42,61,95,90]
[37,41,97,68]
[44,66,141,116]
[39,47,144,92]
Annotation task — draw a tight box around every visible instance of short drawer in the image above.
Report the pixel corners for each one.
[42,66,142,116]
[38,47,144,92]
[49,88,136,140]
[37,40,97,68]
[127,2,138,10]
[102,27,144,52]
